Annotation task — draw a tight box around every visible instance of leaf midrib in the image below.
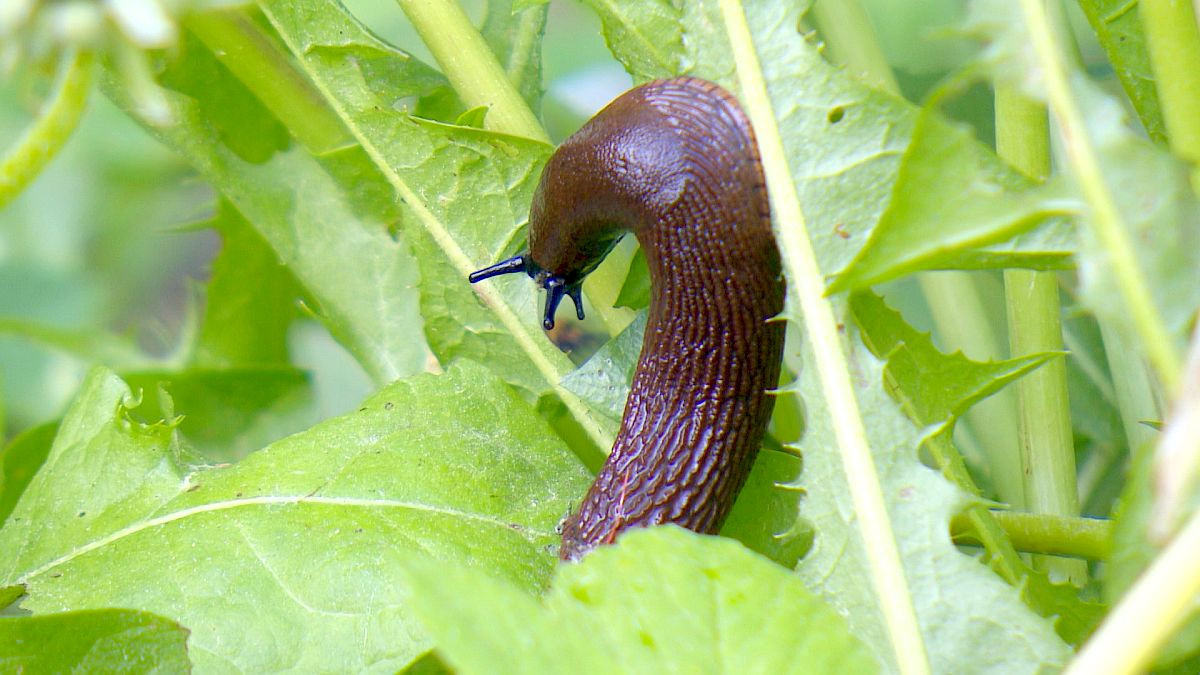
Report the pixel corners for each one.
[15,494,551,585]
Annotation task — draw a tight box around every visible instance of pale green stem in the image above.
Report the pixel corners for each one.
[1018,0,1181,394]
[810,0,899,93]
[1066,507,1200,674]
[1139,0,1200,185]
[394,0,548,143]
[0,49,92,211]
[996,85,1085,584]
[951,511,1111,560]
[187,9,350,153]
[721,1,929,673]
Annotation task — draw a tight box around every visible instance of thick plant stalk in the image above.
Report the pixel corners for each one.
[394,0,548,143]
[996,85,1086,585]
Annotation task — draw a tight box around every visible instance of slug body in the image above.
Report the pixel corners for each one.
[471,77,784,561]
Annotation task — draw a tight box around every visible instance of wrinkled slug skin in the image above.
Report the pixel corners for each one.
[527,77,784,561]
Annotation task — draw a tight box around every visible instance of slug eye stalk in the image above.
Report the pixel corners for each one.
[467,254,531,283]
[467,254,585,330]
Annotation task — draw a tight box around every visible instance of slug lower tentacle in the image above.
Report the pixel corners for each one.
[470,77,784,561]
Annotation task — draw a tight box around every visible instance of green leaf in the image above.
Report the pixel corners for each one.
[0,608,191,672]
[1075,0,1167,143]
[613,247,650,311]
[828,110,1077,292]
[849,290,1105,645]
[256,1,588,406]
[121,367,314,463]
[194,200,303,368]
[719,448,809,569]
[406,526,876,674]
[561,313,645,423]
[0,585,21,609]
[454,105,490,129]
[103,28,431,385]
[0,423,57,529]
[581,0,684,81]
[785,326,1069,669]
[400,651,454,674]
[850,291,1057,430]
[0,363,591,672]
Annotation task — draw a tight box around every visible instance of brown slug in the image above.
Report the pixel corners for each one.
[470,77,784,561]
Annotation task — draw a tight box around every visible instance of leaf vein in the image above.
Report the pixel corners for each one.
[17,495,549,584]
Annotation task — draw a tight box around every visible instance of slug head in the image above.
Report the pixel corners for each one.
[468,144,624,332]
[468,84,675,332]
[467,252,585,331]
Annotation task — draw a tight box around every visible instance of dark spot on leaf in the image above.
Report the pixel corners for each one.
[355,528,363,533]
[508,523,521,530]
[77,511,85,518]
[384,401,395,410]
[827,106,846,124]
[187,484,201,492]
[235,492,243,498]
[50,573,62,578]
